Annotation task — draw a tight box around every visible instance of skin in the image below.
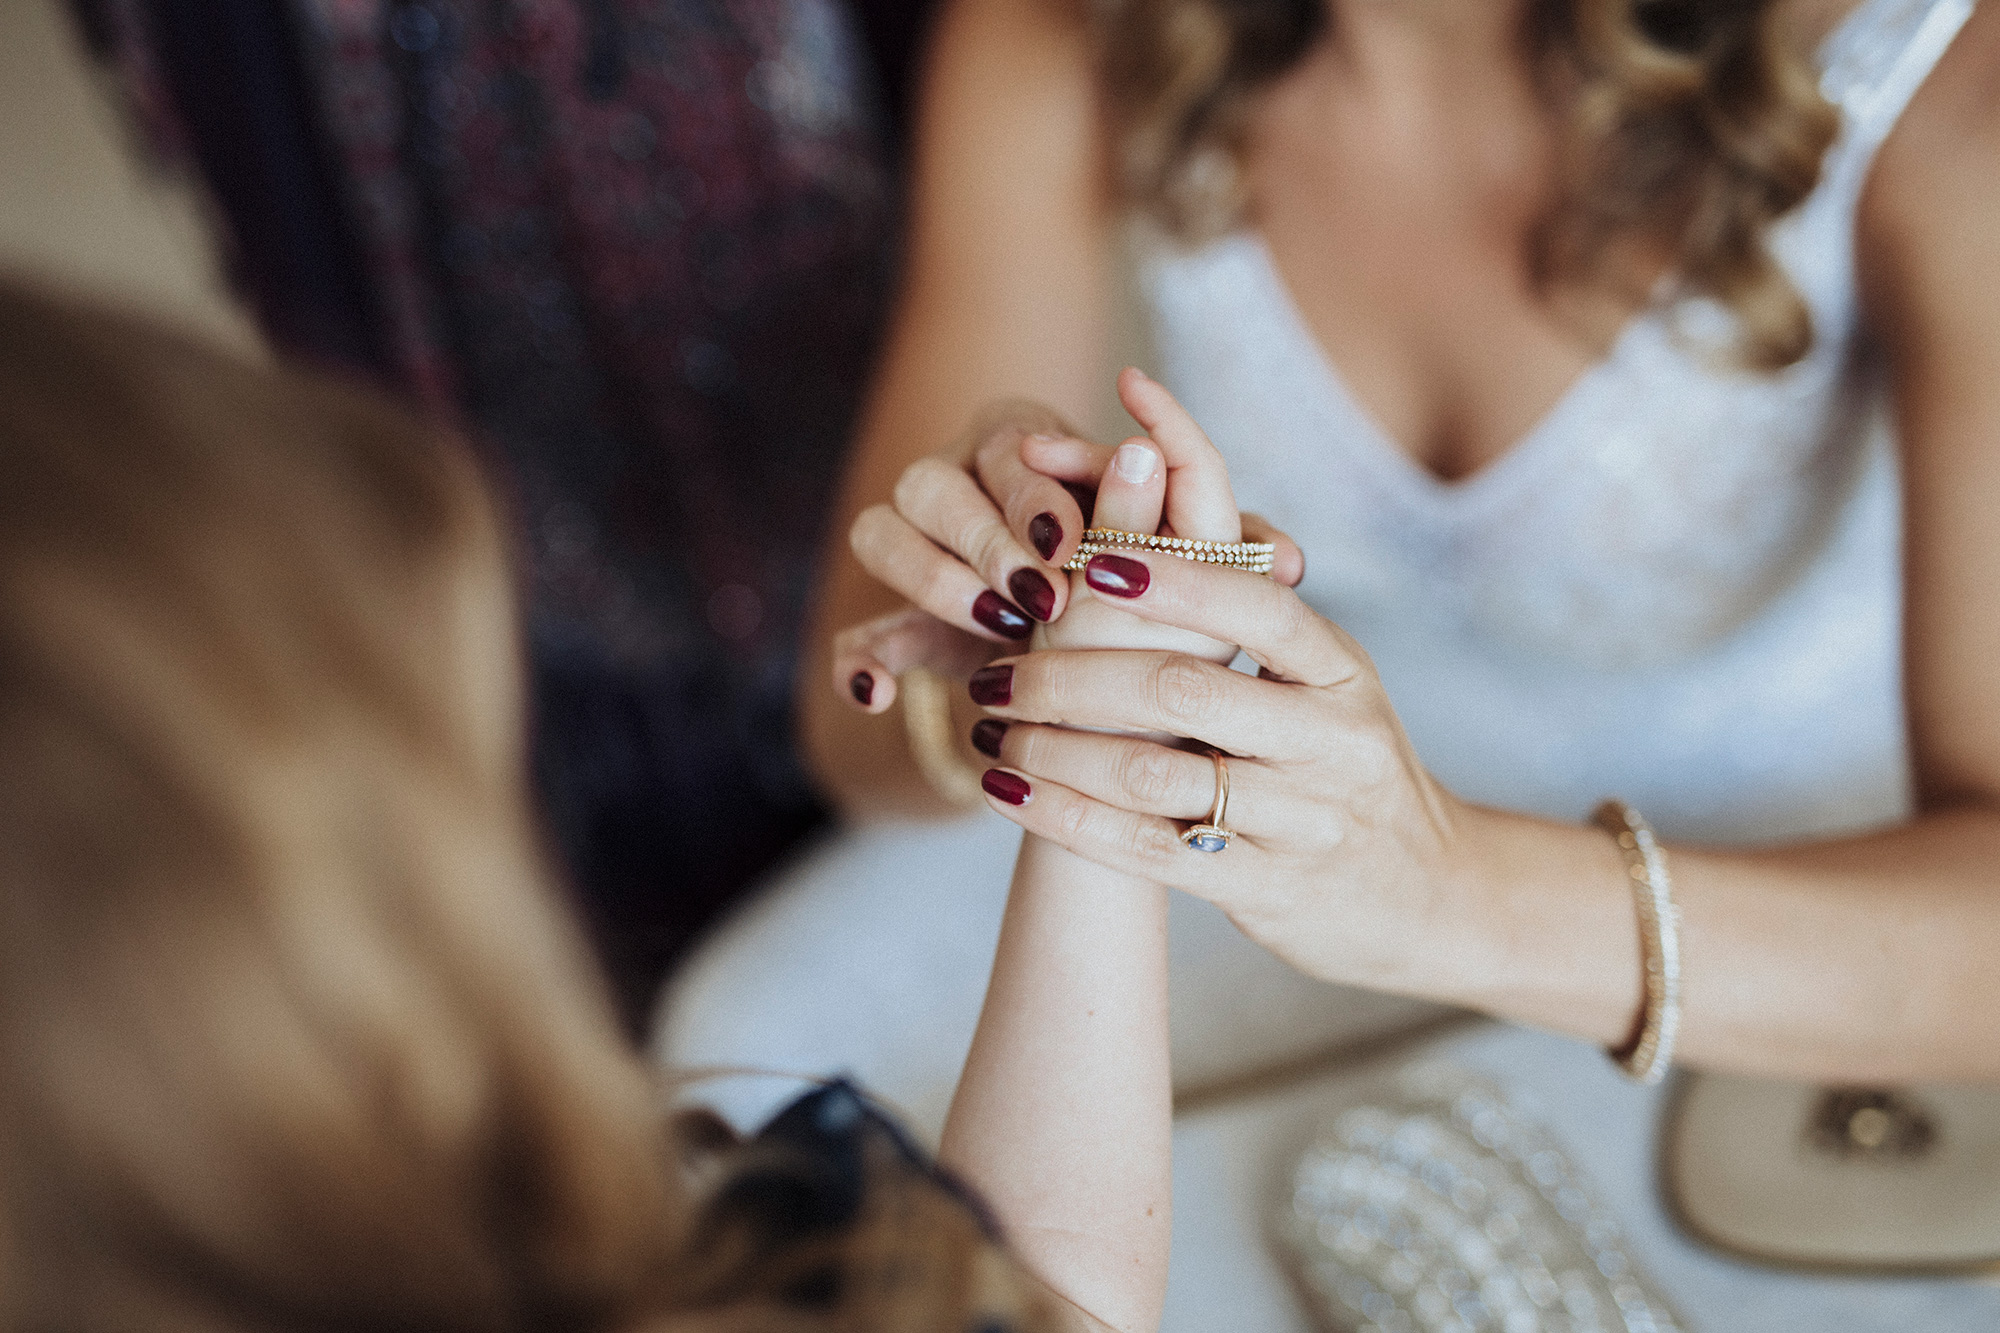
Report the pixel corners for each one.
[939,388,1248,1331]
[807,0,2000,1080]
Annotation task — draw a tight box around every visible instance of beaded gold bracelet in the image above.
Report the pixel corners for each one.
[900,666,986,810]
[1061,527,1276,575]
[1592,799,1681,1085]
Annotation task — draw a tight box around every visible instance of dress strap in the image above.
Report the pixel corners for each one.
[1819,0,1977,150]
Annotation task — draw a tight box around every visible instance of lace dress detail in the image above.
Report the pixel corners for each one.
[1139,0,1975,843]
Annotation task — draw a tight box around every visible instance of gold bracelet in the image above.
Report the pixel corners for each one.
[900,666,985,809]
[1591,799,1681,1085]
[1062,527,1276,575]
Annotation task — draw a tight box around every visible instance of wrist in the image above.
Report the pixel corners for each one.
[1421,802,1646,1045]
[1377,794,1519,1000]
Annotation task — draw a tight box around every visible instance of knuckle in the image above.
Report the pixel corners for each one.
[1056,793,1098,843]
[1128,819,1181,868]
[1151,655,1220,726]
[1115,743,1182,807]
[971,427,1020,476]
[1032,654,1076,713]
[914,560,961,613]
[970,521,1016,577]
[893,457,956,515]
[848,503,896,555]
[1270,589,1315,646]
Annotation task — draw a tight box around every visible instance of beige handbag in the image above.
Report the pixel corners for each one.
[1661,1074,2000,1274]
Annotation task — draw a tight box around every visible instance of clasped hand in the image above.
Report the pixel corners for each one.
[841,370,1479,991]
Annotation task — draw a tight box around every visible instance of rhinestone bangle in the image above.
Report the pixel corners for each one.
[1062,527,1276,575]
[1592,798,1681,1085]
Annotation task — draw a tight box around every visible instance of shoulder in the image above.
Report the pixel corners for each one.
[1858,0,2000,297]
[916,0,1104,205]
[901,0,1115,288]
[921,0,1099,122]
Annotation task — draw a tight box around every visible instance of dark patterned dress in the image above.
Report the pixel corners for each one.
[75,0,898,1020]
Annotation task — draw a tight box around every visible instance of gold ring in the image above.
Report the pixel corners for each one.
[1182,750,1235,852]
[1064,528,1275,576]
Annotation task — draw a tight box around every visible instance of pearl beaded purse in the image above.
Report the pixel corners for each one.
[1276,1065,1685,1333]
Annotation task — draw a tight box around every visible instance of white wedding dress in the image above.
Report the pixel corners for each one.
[655,0,1999,1326]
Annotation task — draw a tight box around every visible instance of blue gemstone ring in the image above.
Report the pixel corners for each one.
[1181,751,1236,852]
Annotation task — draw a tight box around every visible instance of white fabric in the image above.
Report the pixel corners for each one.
[658,813,1443,1135]
[1141,0,1969,846]
[655,1,1994,1327]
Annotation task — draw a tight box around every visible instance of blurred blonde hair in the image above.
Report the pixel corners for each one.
[1098,0,1840,370]
[0,281,1050,1333]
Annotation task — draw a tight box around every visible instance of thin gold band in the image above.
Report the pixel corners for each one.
[1592,799,1681,1085]
[1064,527,1276,575]
[1181,751,1235,852]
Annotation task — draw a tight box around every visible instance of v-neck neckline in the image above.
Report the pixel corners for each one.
[1237,231,1651,514]
[1231,0,1884,510]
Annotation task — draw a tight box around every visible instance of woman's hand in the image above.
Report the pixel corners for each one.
[964,548,1477,992]
[832,391,1303,714]
[831,400,1092,716]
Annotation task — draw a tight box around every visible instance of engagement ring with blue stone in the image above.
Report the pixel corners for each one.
[1182,751,1236,853]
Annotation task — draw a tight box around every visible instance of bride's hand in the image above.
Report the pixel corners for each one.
[965,475,1473,991]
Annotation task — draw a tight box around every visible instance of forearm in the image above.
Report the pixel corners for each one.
[1420,799,2000,1082]
[940,833,1172,1333]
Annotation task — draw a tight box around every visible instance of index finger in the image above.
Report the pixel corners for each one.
[975,649,1321,761]
[973,423,1093,569]
[1075,551,1363,689]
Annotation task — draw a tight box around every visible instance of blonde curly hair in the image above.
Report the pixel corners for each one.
[1098,0,1840,370]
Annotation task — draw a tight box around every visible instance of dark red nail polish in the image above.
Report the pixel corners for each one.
[970,718,1008,759]
[1060,480,1097,521]
[972,590,1033,640]
[850,671,874,706]
[1008,567,1056,621]
[1029,512,1062,561]
[1085,553,1150,598]
[981,769,1031,805]
[969,664,1013,706]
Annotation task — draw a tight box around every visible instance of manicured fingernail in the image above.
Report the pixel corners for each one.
[1030,512,1062,561]
[970,718,1007,758]
[1085,553,1150,598]
[1112,441,1159,484]
[968,664,1013,707]
[1008,567,1056,621]
[981,769,1031,805]
[972,590,1032,640]
[850,671,874,705]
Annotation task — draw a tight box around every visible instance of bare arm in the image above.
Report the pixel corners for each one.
[941,840,1171,1333]
[796,0,1116,818]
